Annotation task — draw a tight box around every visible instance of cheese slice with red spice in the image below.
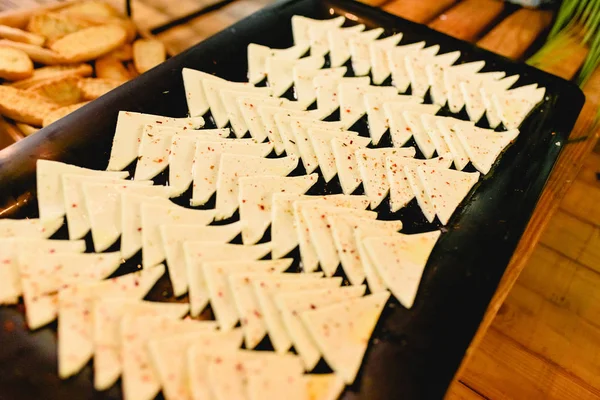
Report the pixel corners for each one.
[387,41,428,92]
[405,50,460,99]
[480,74,521,128]
[310,129,369,183]
[220,89,272,138]
[436,117,474,171]
[363,230,441,308]
[314,76,370,120]
[0,217,64,240]
[420,114,452,157]
[492,85,545,129]
[277,114,345,159]
[266,54,325,97]
[384,102,440,148]
[300,292,390,383]
[339,83,394,130]
[305,373,346,400]
[364,91,421,145]
[291,15,345,46]
[403,164,436,223]
[459,71,505,122]
[294,66,347,109]
[455,125,519,174]
[245,352,307,400]
[330,138,368,195]
[247,42,309,84]
[443,61,487,113]
[134,125,175,180]
[369,33,403,85]
[332,27,383,68]
[239,96,305,144]
[257,106,311,155]
[309,23,364,57]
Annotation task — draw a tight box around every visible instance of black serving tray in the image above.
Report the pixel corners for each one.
[0,1,584,399]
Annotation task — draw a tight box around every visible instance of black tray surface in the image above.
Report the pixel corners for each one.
[0,1,584,399]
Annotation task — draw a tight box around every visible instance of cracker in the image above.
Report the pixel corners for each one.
[126,62,139,78]
[59,1,120,19]
[42,101,90,127]
[15,122,38,136]
[0,25,45,46]
[50,25,127,63]
[133,39,166,74]
[27,13,90,42]
[0,86,58,126]
[110,43,132,61]
[0,39,68,65]
[10,63,93,89]
[0,47,33,81]
[78,77,121,100]
[94,55,129,81]
[27,75,82,106]
[73,16,137,43]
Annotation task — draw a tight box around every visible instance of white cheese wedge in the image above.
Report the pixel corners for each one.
[228,272,324,349]
[276,285,365,370]
[276,113,344,158]
[238,174,318,244]
[182,68,221,117]
[252,277,343,354]
[204,259,292,331]
[184,242,271,316]
[492,86,545,129]
[148,330,243,400]
[215,154,298,220]
[364,231,441,308]
[417,165,480,224]
[58,266,165,379]
[459,71,506,122]
[187,342,244,400]
[239,96,305,144]
[328,216,403,285]
[293,196,370,272]
[258,106,312,155]
[384,102,440,147]
[436,117,474,171]
[314,76,370,120]
[133,125,175,180]
[309,129,368,182]
[308,23,365,57]
[82,181,158,252]
[160,222,242,297]
[426,63,447,106]
[455,125,518,174]
[121,315,217,400]
[107,112,204,171]
[420,114,452,156]
[301,292,390,383]
[356,147,416,208]
[291,15,345,45]
[21,251,122,330]
[203,79,272,128]
[387,41,427,92]
[330,27,383,68]
[369,33,403,85]
[37,159,128,221]
[0,217,64,240]
[293,66,347,109]
[402,110,436,158]
[190,140,273,206]
[305,374,346,400]
[364,92,422,145]
[340,84,394,129]
[302,205,376,275]
[405,50,460,98]
[386,153,453,212]
[220,89,272,137]
[331,138,367,195]
[0,238,85,305]
[403,165,435,222]
[266,54,325,97]
[245,356,307,400]
[446,68,502,115]
[140,202,215,268]
[247,43,309,84]
[92,299,189,391]
[480,74,520,127]
[353,227,385,293]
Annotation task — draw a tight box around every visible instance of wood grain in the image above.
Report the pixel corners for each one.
[444,381,485,400]
[477,8,553,59]
[383,0,456,24]
[428,0,505,42]
[540,210,595,261]
[560,180,600,228]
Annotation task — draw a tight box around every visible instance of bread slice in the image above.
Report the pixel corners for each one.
[27,13,91,42]
[50,25,127,63]
[78,77,122,100]
[58,1,120,19]
[42,101,90,127]
[0,39,68,65]
[133,39,166,74]
[10,63,93,89]
[27,75,83,106]
[0,25,45,46]
[94,55,130,81]
[0,47,33,81]
[0,86,58,126]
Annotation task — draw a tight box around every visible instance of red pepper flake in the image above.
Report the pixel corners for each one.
[137,227,142,232]
[155,121,163,124]
[253,310,262,318]
[71,203,77,208]
[210,165,215,170]
[309,304,316,310]
[258,204,265,210]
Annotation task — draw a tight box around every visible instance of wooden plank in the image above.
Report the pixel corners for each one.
[560,180,600,227]
[576,151,600,187]
[428,0,505,42]
[579,227,600,274]
[539,210,595,261]
[462,327,600,400]
[382,0,456,24]
[477,8,553,60]
[445,381,485,400]
[355,0,389,6]
[141,0,220,21]
[540,41,589,81]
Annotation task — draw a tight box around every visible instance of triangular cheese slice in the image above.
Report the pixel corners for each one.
[369,33,403,85]
[305,374,346,400]
[148,330,243,400]
[363,231,440,308]
[314,76,370,120]
[277,114,344,159]
[339,83,394,129]
[134,125,175,180]
[403,165,436,222]
[276,285,365,370]
[383,102,440,147]
[120,193,172,260]
[140,202,215,268]
[443,62,488,113]
[160,222,242,297]
[480,74,520,127]
[0,238,85,304]
[183,242,271,316]
[214,154,298,220]
[107,111,204,171]
[248,42,309,84]
[492,87,545,129]
[291,15,345,45]
[36,159,128,221]
[459,71,506,122]
[238,174,318,244]
[292,196,370,272]
[187,343,241,400]
[0,217,64,240]
[403,110,436,158]
[420,114,452,157]
[387,42,430,92]
[386,153,453,212]
[405,50,460,98]
[220,89,272,138]
[291,125,346,174]
[455,125,519,174]
[92,299,189,391]
[309,23,364,57]
[239,96,304,144]
[364,92,421,145]
[330,137,368,195]
[301,292,390,383]
[330,26,382,68]
[203,79,270,128]
[58,266,165,379]
[347,30,386,76]
[204,259,292,331]
[228,272,324,349]
[436,117,474,171]
[417,165,480,224]
[21,251,122,330]
[181,68,222,117]
[83,182,159,252]
[121,315,217,400]
[266,55,325,97]
[245,354,306,400]
[190,140,273,206]
[310,129,368,182]
[355,147,416,208]
[302,205,376,275]
[328,216,403,285]
[294,66,347,109]
[257,106,309,155]
[252,277,342,354]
